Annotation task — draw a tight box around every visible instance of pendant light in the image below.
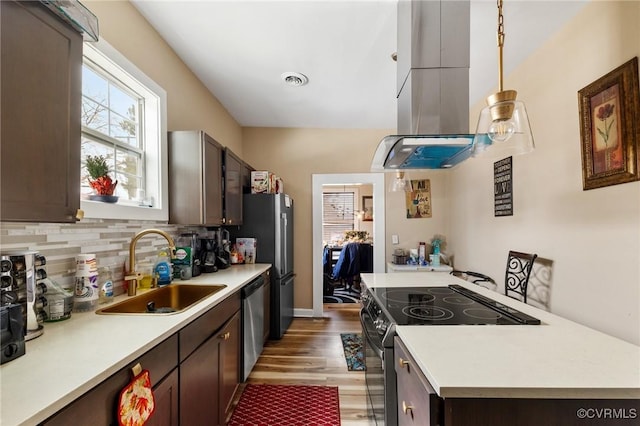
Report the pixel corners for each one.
[389,171,413,192]
[472,0,535,157]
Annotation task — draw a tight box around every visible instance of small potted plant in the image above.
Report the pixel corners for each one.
[86,155,118,202]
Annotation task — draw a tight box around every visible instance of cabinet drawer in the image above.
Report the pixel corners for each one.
[395,337,443,426]
[43,334,178,425]
[179,290,241,361]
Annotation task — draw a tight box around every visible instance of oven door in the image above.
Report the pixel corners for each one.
[360,308,397,426]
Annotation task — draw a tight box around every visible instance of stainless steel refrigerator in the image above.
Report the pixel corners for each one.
[232,193,294,339]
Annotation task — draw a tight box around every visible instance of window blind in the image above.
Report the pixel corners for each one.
[322,192,355,244]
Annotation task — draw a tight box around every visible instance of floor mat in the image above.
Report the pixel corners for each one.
[323,287,360,304]
[228,384,341,426]
[340,333,366,371]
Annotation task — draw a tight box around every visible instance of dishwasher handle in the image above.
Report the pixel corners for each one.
[242,276,265,298]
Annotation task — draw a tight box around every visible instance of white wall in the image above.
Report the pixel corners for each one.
[450,1,640,345]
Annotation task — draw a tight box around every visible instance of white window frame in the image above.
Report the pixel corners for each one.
[80,39,168,221]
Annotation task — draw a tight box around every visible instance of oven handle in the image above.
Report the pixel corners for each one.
[359,308,385,359]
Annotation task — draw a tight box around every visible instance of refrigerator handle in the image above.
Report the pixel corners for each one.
[281,212,288,273]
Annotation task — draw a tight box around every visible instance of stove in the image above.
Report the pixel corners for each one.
[360,284,541,426]
[367,284,540,327]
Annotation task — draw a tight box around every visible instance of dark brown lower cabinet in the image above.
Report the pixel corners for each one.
[180,310,240,426]
[146,368,179,426]
[42,291,242,426]
[395,337,443,426]
[42,335,179,426]
[180,328,220,425]
[218,311,241,425]
[395,337,640,426]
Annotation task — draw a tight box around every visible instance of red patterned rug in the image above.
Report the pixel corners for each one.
[228,384,341,426]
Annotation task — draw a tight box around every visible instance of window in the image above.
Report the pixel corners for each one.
[80,40,168,221]
[322,191,356,244]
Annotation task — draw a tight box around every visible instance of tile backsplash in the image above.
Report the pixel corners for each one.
[0,219,204,294]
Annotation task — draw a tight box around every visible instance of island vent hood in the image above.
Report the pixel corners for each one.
[371,0,486,171]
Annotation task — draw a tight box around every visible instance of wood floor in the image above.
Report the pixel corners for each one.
[235,303,369,425]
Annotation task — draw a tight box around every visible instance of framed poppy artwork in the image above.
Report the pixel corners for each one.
[578,57,640,190]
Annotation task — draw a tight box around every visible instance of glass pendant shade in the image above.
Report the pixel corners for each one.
[472,99,535,158]
[389,171,413,192]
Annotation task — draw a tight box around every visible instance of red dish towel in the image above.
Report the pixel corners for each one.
[118,364,156,426]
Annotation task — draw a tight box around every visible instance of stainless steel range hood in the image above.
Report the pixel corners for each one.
[371,0,481,171]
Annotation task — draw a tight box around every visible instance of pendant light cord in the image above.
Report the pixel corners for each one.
[497,0,505,93]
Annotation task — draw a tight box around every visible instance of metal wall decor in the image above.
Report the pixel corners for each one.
[578,57,640,190]
[405,179,431,219]
[494,156,513,217]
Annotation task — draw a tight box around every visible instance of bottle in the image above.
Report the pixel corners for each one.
[418,242,426,265]
[98,266,114,304]
[155,249,172,286]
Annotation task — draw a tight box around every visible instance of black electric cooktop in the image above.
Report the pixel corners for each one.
[368,285,541,325]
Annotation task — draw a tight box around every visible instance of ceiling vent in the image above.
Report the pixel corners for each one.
[281,72,309,87]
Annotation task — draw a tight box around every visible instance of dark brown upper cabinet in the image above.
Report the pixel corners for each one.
[169,130,224,226]
[223,148,243,226]
[1,1,82,223]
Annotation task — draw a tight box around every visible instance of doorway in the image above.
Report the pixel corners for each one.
[312,173,386,317]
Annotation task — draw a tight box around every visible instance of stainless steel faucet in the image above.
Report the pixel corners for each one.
[125,228,176,296]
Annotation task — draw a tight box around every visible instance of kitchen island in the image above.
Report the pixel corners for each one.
[361,272,640,424]
[0,264,270,426]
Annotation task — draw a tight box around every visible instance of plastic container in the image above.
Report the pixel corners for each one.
[98,266,114,304]
[73,275,99,312]
[155,249,172,286]
[136,262,155,289]
[74,254,99,312]
[42,278,73,321]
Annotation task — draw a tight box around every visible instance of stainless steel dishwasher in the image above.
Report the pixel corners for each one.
[241,275,265,381]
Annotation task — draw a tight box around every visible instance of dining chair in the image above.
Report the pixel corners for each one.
[504,251,538,303]
[450,250,539,303]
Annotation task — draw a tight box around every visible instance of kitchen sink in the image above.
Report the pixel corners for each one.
[96,284,227,315]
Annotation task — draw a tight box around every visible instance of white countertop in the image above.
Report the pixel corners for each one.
[0,264,270,426]
[361,272,640,399]
[386,262,453,272]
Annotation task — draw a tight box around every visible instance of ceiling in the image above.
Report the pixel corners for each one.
[131,0,588,130]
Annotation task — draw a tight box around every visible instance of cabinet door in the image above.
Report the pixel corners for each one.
[1,1,81,223]
[223,148,243,225]
[204,134,224,225]
[180,332,220,425]
[395,337,443,426]
[218,311,241,425]
[43,335,178,425]
[146,368,179,426]
[241,160,254,194]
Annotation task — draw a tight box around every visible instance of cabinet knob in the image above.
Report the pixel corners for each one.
[402,400,414,416]
[398,357,410,369]
[220,332,231,340]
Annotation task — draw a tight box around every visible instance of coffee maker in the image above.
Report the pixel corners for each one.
[0,251,48,340]
[0,303,25,364]
[199,229,230,272]
[0,251,48,364]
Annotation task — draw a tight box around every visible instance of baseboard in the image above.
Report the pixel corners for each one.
[293,308,314,318]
